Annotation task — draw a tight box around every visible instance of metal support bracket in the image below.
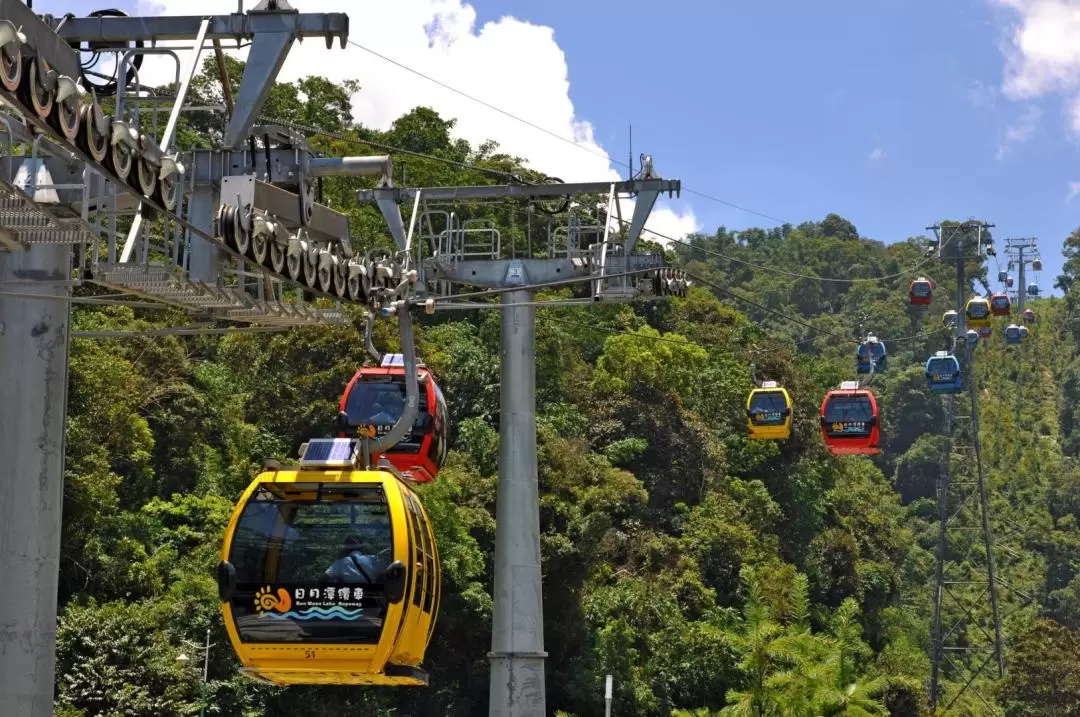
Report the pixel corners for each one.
[224,31,295,148]
[120,16,209,264]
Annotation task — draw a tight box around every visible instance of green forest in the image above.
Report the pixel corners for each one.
[52,60,1080,716]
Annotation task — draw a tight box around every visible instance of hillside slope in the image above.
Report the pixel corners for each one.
[51,62,1080,717]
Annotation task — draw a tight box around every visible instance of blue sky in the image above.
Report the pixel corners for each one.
[465,0,1075,293]
[52,0,1077,293]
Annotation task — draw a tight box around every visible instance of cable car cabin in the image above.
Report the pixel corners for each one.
[855,335,887,374]
[926,352,962,394]
[909,277,933,306]
[1033,258,1042,271]
[990,293,1011,316]
[1027,283,1040,297]
[997,270,1008,283]
[978,326,993,338]
[1004,324,1023,345]
[942,310,958,328]
[965,329,980,349]
[216,439,441,687]
[1007,276,1015,288]
[746,382,792,440]
[964,297,992,329]
[819,382,880,455]
[338,355,449,483]
[1019,325,1030,342]
[1023,309,1036,324]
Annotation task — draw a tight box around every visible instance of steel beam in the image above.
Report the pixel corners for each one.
[309,156,393,182]
[489,288,546,717]
[424,255,663,289]
[190,150,390,185]
[47,11,348,46]
[0,243,71,717]
[370,187,409,250]
[255,180,349,243]
[427,258,587,288]
[186,184,219,284]
[122,16,210,263]
[624,187,659,255]
[224,30,296,148]
[358,177,681,204]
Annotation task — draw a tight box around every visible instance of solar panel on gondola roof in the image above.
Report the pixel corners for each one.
[301,438,357,465]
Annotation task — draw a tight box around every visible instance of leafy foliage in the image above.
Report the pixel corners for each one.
[52,61,1080,716]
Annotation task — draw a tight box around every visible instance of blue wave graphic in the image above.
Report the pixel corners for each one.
[265,606,365,621]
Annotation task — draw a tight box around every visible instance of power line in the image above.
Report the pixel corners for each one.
[257,114,528,184]
[347,41,615,165]
[267,109,948,287]
[538,315,710,348]
[685,271,848,340]
[347,40,792,225]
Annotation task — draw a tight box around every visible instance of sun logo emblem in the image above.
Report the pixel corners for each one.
[254,586,292,614]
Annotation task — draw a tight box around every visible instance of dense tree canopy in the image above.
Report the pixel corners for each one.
[52,61,1080,716]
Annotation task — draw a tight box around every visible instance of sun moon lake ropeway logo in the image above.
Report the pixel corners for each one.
[254,586,293,614]
[253,585,367,621]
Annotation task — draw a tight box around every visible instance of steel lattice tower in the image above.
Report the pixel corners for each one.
[928,221,1005,714]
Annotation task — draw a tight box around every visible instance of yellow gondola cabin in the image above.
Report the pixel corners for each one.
[746,381,793,440]
[216,438,441,687]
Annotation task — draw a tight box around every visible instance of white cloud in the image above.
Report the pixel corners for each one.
[867,146,885,163]
[995,105,1042,158]
[992,0,1080,99]
[990,0,1080,140]
[134,0,699,244]
[1067,181,1080,201]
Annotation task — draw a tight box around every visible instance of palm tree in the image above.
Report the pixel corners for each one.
[718,569,891,717]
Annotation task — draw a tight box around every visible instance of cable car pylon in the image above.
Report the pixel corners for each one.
[928,221,1005,714]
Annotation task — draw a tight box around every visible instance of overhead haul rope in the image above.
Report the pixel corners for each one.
[346,40,789,225]
[346,38,975,289]
[256,114,531,184]
[262,103,952,286]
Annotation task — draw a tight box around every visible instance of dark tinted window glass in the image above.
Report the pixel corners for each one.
[823,396,874,437]
[748,391,788,425]
[343,378,430,453]
[927,359,958,377]
[227,483,392,644]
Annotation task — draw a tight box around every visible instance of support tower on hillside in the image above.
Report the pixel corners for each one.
[361,166,687,717]
[927,221,1005,714]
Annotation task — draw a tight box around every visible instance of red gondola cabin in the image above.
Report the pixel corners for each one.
[338,354,449,482]
[1023,309,1036,324]
[989,293,1011,317]
[819,382,881,455]
[909,277,933,306]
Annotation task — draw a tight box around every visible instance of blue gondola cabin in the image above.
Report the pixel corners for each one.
[925,351,962,393]
[856,335,887,374]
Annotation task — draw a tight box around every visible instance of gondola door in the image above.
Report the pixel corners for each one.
[391,491,436,665]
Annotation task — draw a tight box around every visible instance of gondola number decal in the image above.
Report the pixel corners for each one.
[305,650,316,659]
